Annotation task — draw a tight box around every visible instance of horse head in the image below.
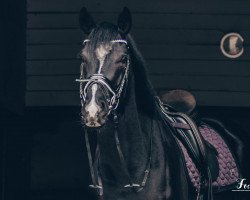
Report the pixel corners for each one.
[77,7,132,128]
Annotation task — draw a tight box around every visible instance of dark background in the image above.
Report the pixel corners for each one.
[1,0,250,199]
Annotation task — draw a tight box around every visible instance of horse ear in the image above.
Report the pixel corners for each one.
[117,7,132,35]
[79,7,96,34]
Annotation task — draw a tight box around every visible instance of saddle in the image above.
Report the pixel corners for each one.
[158,89,199,122]
[157,90,240,200]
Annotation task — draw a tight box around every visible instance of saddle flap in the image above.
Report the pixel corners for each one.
[174,121,219,182]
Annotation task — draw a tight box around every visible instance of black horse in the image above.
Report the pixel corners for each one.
[76,7,247,200]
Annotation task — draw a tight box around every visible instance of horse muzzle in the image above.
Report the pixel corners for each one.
[82,109,108,128]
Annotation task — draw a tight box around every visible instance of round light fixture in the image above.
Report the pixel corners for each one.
[220,33,244,59]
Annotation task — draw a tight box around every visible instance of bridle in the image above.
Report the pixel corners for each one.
[75,39,130,115]
[76,39,153,196]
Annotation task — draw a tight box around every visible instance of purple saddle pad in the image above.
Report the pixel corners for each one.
[178,123,240,191]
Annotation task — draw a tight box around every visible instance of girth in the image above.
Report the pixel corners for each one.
[157,97,218,200]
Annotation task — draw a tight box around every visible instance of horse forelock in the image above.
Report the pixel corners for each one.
[88,22,120,47]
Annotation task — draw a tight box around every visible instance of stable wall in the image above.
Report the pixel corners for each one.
[26,0,250,107]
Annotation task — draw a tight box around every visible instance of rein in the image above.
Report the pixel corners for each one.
[113,113,152,191]
[77,39,153,196]
[83,112,153,196]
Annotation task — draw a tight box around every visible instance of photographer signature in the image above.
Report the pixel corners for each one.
[232,178,250,191]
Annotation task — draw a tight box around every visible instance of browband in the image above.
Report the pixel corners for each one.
[83,39,127,45]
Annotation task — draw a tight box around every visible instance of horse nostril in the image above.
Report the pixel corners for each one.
[90,121,96,126]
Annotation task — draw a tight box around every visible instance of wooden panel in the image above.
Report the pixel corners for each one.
[194,91,250,107]
[27,29,233,45]
[26,75,250,92]
[26,60,81,75]
[25,90,250,107]
[27,0,250,14]
[147,60,250,76]
[27,13,250,30]
[2,0,26,113]
[27,76,77,91]
[150,75,250,92]
[26,44,250,61]
[27,45,80,60]
[25,0,250,107]
[26,60,250,77]
[26,91,79,106]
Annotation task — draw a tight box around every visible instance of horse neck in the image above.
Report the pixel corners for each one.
[97,73,152,184]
